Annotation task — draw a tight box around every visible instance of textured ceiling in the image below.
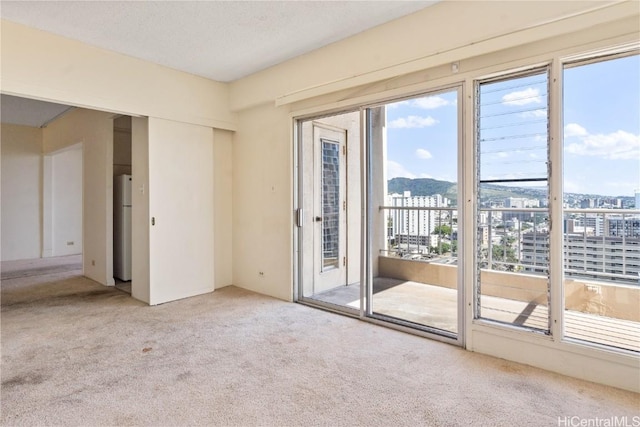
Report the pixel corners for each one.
[1,95,74,127]
[0,0,437,83]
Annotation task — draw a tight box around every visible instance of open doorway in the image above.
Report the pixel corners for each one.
[43,143,83,260]
[113,116,133,294]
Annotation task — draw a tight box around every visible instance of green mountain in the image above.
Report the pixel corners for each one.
[387,178,635,207]
[387,177,456,198]
[388,177,547,203]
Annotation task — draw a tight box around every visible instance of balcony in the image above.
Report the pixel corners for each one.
[368,206,640,352]
[376,256,639,351]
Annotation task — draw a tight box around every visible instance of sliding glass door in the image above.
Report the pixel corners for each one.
[297,88,463,342]
[364,89,462,338]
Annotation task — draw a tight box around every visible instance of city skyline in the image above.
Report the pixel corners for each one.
[385,54,640,198]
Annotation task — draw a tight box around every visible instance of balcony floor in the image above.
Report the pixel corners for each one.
[310,278,640,352]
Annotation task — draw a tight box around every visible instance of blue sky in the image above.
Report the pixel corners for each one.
[386,91,459,183]
[385,54,640,198]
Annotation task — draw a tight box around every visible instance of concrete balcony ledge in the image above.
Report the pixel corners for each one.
[378,256,640,322]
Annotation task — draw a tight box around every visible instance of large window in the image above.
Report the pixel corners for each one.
[297,45,639,361]
[562,53,640,352]
[476,69,551,332]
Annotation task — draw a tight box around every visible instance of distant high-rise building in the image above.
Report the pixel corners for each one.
[606,215,640,238]
[521,232,640,284]
[388,192,450,249]
[503,197,538,222]
[635,189,640,209]
[580,198,596,209]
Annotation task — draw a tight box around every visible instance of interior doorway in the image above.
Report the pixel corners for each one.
[43,143,83,260]
[113,116,133,294]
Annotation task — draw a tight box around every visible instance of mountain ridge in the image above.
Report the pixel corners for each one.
[387,177,634,203]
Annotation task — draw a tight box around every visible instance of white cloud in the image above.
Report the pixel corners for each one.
[497,152,509,158]
[564,123,587,137]
[388,115,438,129]
[564,124,639,160]
[419,173,433,179]
[387,160,416,179]
[387,100,409,109]
[413,96,450,109]
[519,109,547,118]
[502,87,542,106]
[416,148,433,159]
[387,96,452,110]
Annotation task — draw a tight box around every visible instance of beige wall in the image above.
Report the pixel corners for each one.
[43,108,114,285]
[131,117,150,303]
[213,129,233,288]
[48,144,83,257]
[229,1,633,109]
[113,115,132,177]
[0,20,236,131]
[0,124,43,261]
[232,104,292,301]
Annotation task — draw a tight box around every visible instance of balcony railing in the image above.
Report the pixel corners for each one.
[563,208,640,285]
[479,207,549,274]
[375,204,639,350]
[381,205,640,286]
[379,205,458,263]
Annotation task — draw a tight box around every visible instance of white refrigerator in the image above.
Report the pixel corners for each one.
[114,174,132,281]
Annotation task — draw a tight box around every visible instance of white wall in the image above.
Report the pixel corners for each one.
[43,108,114,286]
[148,118,214,305]
[50,144,82,256]
[0,124,42,261]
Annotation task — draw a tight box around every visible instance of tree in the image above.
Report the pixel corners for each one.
[430,242,451,254]
[433,225,452,236]
[492,245,518,271]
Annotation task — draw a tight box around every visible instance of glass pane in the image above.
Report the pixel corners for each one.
[370,90,459,335]
[322,139,340,270]
[563,54,640,352]
[476,70,550,333]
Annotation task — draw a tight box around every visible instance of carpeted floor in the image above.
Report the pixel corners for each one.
[1,257,638,426]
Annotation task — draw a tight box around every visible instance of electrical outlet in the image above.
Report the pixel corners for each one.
[66,241,74,246]
[259,271,265,277]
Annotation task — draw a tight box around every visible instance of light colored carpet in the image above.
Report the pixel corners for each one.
[1,258,638,426]
[0,254,82,281]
